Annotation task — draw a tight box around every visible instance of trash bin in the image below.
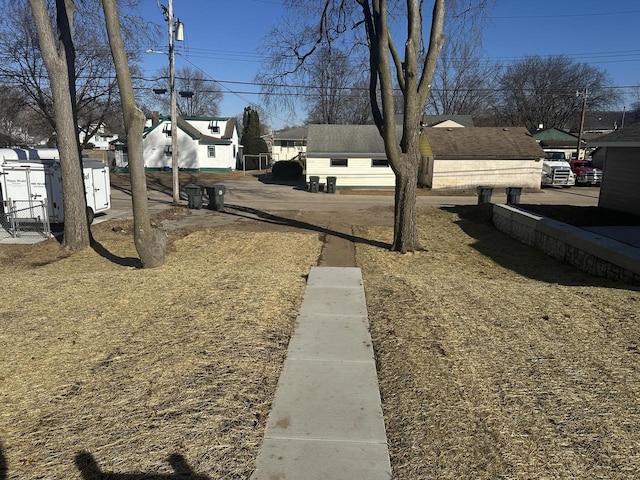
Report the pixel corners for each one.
[326,176,337,194]
[476,186,493,205]
[205,184,226,211]
[309,176,320,193]
[506,187,522,205]
[185,184,203,209]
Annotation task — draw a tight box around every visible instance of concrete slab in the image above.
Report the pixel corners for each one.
[287,314,374,362]
[252,438,392,480]
[298,287,368,317]
[264,359,387,442]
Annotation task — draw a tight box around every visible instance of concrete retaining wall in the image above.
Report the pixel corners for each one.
[493,204,640,284]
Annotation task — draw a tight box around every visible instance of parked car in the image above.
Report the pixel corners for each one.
[570,159,602,186]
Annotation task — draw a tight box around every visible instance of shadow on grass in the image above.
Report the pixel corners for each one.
[443,204,640,289]
[223,204,392,250]
[1,442,6,480]
[75,452,209,480]
[90,238,142,268]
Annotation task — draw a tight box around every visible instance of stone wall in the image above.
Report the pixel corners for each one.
[493,204,640,285]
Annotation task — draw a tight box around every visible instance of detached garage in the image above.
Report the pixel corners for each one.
[305,124,544,190]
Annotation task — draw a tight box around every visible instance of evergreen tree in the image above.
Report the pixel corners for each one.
[241,106,268,157]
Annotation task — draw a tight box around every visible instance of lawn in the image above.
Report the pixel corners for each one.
[1,204,639,479]
[357,206,640,479]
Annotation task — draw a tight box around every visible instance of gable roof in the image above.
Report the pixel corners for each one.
[143,116,234,145]
[532,128,578,141]
[307,124,544,159]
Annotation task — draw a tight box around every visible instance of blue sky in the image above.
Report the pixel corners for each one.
[139,0,640,129]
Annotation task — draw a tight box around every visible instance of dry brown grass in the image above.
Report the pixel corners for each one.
[356,206,640,479]
[0,218,321,479]
[3,201,640,479]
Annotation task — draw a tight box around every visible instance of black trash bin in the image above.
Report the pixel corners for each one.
[205,184,226,211]
[326,176,337,194]
[506,187,522,205]
[476,186,493,205]
[185,184,203,209]
[309,176,320,193]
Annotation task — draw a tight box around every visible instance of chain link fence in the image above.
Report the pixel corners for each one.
[0,200,51,240]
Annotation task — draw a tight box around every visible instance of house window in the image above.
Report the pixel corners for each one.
[210,126,220,134]
[372,159,389,167]
[330,158,348,167]
[280,140,294,148]
[207,146,216,157]
[163,123,172,137]
[164,145,172,156]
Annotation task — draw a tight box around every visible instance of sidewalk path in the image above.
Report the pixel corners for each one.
[251,267,392,480]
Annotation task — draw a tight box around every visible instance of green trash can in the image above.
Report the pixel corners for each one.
[326,176,337,194]
[309,176,320,193]
[185,184,203,209]
[205,184,226,211]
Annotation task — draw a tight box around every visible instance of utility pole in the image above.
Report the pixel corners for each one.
[576,87,588,161]
[168,0,179,203]
[160,0,183,204]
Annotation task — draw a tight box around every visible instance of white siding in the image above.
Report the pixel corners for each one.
[306,156,395,187]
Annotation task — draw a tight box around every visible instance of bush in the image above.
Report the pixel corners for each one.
[272,160,303,180]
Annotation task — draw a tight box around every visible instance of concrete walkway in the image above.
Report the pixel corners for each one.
[251,267,392,480]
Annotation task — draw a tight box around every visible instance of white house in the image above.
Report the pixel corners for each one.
[143,115,240,171]
[269,126,307,164]
[79,123,119,150]
[305,124,544,190]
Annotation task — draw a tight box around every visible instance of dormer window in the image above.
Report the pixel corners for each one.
[162,122,172,137]
[208,121,220,134]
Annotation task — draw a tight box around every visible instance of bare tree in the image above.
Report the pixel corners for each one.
[427,35,498,116]
[28,0,90,250]
[496,55,620,132]
[0,0,151,147]
[259,0,488,251]
[149,66,223,117]
[102,0,166,268]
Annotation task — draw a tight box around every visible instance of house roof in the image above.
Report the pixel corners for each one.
[588,123,640,147]
[532,128,578,141]
[307,124,545,159]
[144,116,234,145]
[273,126,308,140]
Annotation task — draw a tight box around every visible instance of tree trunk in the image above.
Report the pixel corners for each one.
[102,0,165,268]
[29,0,90,251]
[392,152,421,252]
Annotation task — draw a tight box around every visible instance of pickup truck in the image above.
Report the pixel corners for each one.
[570,159,602,186]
